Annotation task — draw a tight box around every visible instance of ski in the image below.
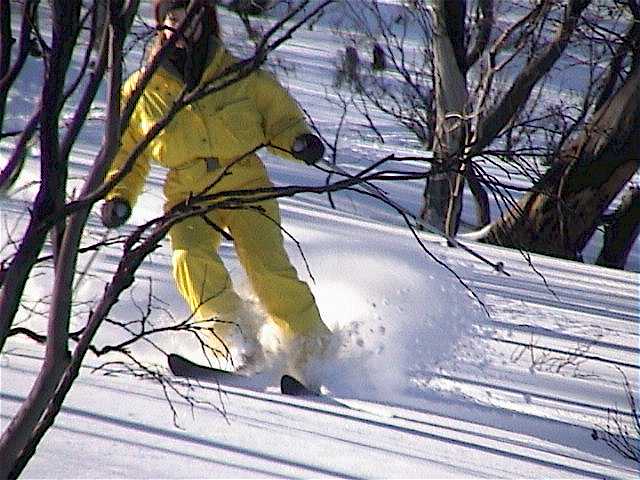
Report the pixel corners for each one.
[168,353,394,417]
[168,353,245,381]
[168,353,311,394]
[280,374,394,417]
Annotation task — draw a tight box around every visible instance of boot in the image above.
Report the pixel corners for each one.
[285,326,334,391]
[201,310,265,375]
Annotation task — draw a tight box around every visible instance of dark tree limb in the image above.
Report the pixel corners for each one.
[466,0,494,70]
[596,185,640,269]
[482,65,640,260]
[470,0,591,156]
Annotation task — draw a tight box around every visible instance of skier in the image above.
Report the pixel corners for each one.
[100,0,332,384]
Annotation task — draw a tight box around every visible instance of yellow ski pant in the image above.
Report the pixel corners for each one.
[168,198,328,338]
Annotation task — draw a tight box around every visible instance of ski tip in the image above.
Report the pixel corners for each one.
[168,353,240,379]
[167,353,188,376]
[167,353,180,367]
[280,374,319,396]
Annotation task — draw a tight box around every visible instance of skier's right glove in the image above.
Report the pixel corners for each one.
[100,198,131,229]
[292,133,325,165]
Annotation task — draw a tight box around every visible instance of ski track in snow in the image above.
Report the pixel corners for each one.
[1,3,639,478]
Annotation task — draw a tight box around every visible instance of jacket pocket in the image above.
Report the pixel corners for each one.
[218,98,266,157]
[165,159,221,207]
[180,157,208,184]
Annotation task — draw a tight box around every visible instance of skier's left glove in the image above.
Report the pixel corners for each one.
[100,198,131,229]
[292,133,324,165]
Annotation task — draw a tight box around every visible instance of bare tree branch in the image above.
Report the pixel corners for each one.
[470,0,592,156]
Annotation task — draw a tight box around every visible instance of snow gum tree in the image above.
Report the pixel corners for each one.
[0,1,139,476]
[338,0,639,268]
[481,2,640,261]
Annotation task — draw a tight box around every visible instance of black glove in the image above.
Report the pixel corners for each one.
[292,133,324,165]
[100,198,131,229]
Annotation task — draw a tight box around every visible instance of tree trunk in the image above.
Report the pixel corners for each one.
[0,0,12,126]
[420,0,468,236]
[467,166,491,227]
[0,2,81,473]
[596,186,640,269]
[482,66,640,260]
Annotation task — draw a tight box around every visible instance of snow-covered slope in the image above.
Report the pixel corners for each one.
[1,3,639,478]
[2,216,638,478]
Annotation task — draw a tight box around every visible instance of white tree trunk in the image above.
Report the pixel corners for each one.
[420,0,468,236]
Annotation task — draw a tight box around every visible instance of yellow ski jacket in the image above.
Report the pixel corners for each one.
[105,45,310,210]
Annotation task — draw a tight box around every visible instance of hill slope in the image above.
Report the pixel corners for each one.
[1,4,639,478]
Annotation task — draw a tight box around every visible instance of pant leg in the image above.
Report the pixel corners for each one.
[168,214,243,321]
[225,199,330,338]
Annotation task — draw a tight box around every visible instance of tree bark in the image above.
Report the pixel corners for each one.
[482,66,640,259]
[0,1,12,95]
[420,0,468,236]
[466,0,493,70]
[0,1,34,134]
[469,0,591,157]
[0,1,81,474]
[596,186,640,269]
[467,166,491,227]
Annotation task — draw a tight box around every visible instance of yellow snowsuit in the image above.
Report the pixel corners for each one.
[105,44,329,340]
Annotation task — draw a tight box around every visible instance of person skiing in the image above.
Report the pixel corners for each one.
[101,0,331,383]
